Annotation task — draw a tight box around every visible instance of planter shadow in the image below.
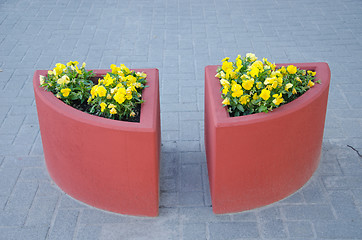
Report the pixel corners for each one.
[204,62,331,214]
[33,69,160,217]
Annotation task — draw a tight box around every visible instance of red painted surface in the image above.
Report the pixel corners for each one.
[33,69,160,217]
[204,63,330,214]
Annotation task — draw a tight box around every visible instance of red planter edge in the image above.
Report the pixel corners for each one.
[204,62,331,214]
[33,69,160,217]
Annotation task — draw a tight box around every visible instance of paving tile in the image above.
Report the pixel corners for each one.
[0,226,49,240]
[209,222,259,239]
[0,168,20,196]
[47,209,79,240]
[180,164,203,192]
[282,205,335,221]
[286,221,315,238]
[182,223,206,240]
[5,181,38,211]
[25,195,58,226]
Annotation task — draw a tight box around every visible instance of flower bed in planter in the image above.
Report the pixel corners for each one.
[204,62,330,214]
[33,68,160,217]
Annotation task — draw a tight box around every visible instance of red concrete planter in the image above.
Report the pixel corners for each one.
[33,69,160,217]
[204,62,330,214]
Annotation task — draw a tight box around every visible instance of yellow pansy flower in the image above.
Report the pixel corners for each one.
[242,79,254,90]
[91,85,98,98]
[53,66,63,76]
[96,86,107,97]
[272,81,278,89]
[279,66,286,74]
[108,104,116,109]
[246,53,257,62]
[285,83,293,91]
[287,65,297,74]
[307,70,316,76]
[222,57,230,62]
[222,98,230,105]
[222,86,229,95]
[264,77,274,85]
[220,79,230,87]
[120,64,130,74]
[249,67,259,77]
[39,75,45,85]
[104,74,115,86]
[260,89,271,101]
[136,72,147,78]
[236,59,243,71]
[272,93,284,105]
[57,75,70,85]
[130,112,136,117]
[60,88,71,97]
[222,61,233,73]
[239,95,250,105]
[231,83,243,97]
[110,108,117,114]
[256,82,262,89]
[66,61,79,66]
[308,80,315,87]
[292,88,297,94]
[113,88,126,104]
[100,102,107,112]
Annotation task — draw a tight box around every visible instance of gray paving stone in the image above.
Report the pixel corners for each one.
[180,164,203,192]
[282,205,335,221]
[286,221,315,238]
[180,120,200,141]
[302,180,328,204]
[323,176,362,189]
[0,226,49,240]
[5,181,38,211]
[0,168,20,196]
[59,194,87,209]
[100,222,179,240]
[75,224,102,240]
[47,209,79,240]
[328,191,362,221]
[1,156,44,168]
[19,167,49,181]
[180,207,230,223]
[182,223,206,240]
[315,221,362,239]
[25,195,58,226]
[0,209,28,226]
[179,191,205,207]
[209,222,259,240]
[260,218,287,239]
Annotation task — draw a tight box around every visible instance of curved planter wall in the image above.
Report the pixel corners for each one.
[204,63,331,214]
[33,69,160,217]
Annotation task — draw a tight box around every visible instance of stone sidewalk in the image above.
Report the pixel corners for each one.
[1,0,362,239]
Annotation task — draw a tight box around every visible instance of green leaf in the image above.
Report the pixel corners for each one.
[259,105,267,113]
[237,104,244,112]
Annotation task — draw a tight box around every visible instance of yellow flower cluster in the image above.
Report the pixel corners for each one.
[87,64,147,120]
[40,61,94,105]
[40,62,147,121]
[216,53,319,116]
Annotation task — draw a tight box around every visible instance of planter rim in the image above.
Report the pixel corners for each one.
[33,69,159,132]
[206,62,331,127]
